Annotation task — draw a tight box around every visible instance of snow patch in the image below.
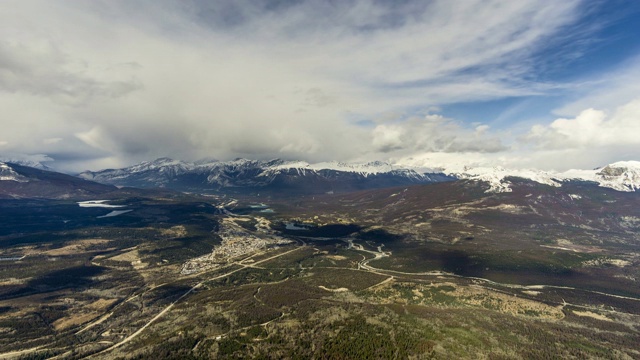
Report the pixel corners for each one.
[444,166,561,193]
[77,200,126,208]
[97,210,132,218]
[561,161,640,192]
[261,160,431,177]
[0,163,29,182]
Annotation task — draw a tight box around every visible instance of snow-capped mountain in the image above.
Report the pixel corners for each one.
[565,161,640,192]
[0,162,29,182]
[79,157,640,195]
[0,158,50,170]
[265,160,431,176]
[79,157,198,187]
[79,158,454,194]
[443,161,640,193]
[0,162,118,199]
[443,166,562,193]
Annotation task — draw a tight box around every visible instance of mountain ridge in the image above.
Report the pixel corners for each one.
[78,158,640,194]
[78,158,455,194]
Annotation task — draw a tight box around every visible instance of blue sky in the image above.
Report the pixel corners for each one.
[442,1,640,127]
[0,0,639,171]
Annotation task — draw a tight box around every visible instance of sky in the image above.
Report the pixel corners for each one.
[1,0,640,173]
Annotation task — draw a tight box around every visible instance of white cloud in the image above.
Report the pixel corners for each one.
[526,108,606,149]
[475,125,490,134]
[371,124,406,152]
[43,138,62,145]
[371,114,505,155]
[526,99,640,150]
[395,151,510,170]
[392,97,640,172]
[504,98,640,170]
[0,40,141,106]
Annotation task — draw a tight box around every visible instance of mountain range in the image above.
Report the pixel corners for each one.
[0,162,180,200]
[78,157,640,194]
[1,157,639,358]
[1,158,638,199]
[78,157,455,195]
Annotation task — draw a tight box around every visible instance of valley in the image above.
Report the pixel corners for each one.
[0,169,639,358]
[4,2,640,358]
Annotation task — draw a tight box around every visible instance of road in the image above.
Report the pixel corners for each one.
[347,238,640,304]
[88,245,304,358]
[0,346,43,360]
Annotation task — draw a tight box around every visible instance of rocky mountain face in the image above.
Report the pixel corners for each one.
[78,158,455,195]
[593,161,640,192]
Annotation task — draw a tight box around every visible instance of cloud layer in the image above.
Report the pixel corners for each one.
[0,1,638,172]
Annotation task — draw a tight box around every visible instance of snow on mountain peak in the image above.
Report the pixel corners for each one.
[0,158,49,170]
[445,166,563,193]
[0,163,29,182]
[130,158,193,172]
[224,158,439,178]
[307,161,395,175]
[593,161,640,192]
[258,159,415,177]
[77,157,639,193]
[444,161,640,193]
[605,160,640,168]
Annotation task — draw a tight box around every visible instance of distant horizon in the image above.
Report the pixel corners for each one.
[1,1,640,172]
[4,154,639,175]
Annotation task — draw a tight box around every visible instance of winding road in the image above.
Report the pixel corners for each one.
[346,238,640,304]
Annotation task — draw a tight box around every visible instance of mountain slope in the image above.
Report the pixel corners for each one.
[0,162,118,199]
